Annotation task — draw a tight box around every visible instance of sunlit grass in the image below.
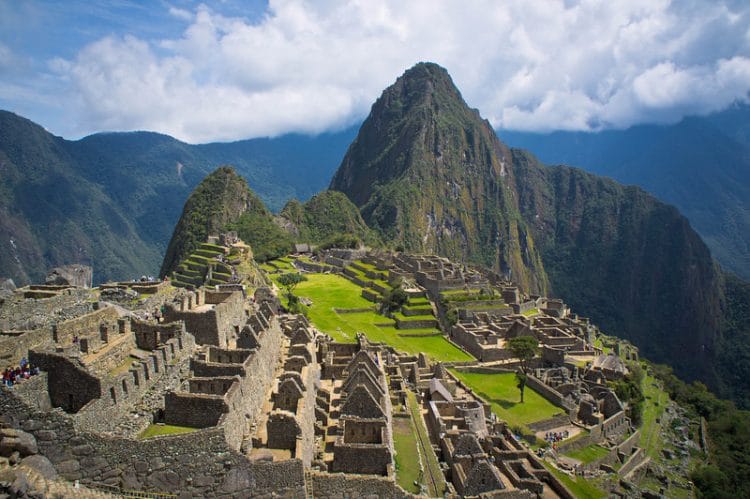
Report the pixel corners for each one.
[449,370,563,428]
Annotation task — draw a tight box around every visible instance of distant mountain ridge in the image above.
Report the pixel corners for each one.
[501,104,750,280]
[0,110,354,284]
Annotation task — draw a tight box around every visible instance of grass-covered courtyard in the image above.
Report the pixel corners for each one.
[282,272,472,362]
[449,370,564,429]
[138,424,197,439]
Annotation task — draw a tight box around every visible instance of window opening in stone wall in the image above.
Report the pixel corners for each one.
[110,387,117,403]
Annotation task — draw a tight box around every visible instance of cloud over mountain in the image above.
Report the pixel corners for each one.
[20,0,750,141]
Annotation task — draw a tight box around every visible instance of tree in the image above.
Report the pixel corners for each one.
[277,272,307,300]
[380,286,408,314]
[507,336,539,403]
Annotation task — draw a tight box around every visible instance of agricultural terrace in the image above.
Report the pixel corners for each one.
[449,370,563,430]
[272,271,472,362]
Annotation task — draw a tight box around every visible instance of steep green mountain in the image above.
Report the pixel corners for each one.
[510,150,724,388]
[279,191,379,247]
[0,111,164,284]
[329,62,750,403]
[0,110,353,284]
[160,166,291,276]
[330,62,548,294]
[501,105,750,280]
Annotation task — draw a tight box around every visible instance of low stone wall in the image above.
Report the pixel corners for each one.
[53,306,120,345]
[0,328,51,367]
[165,392,228,427]
[618,430,641,456]
[295,260,337,273]
[619,448,646,477]
[361,289,379,302]
[0,387,306,497]
[527,414,571,432]
[333,307,374,314]
[525,375,576,412]
[310,471,408,499]
[395,317,438,329]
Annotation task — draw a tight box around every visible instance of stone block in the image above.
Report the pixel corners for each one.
[56,459,81,474]
[134,460,149,473]
[192,474,215,487]
[71,444,94,456]
[221,468,255,493]
[34,430,56,441]
[0,429,38,457]
[21,420,42,432]
[148,470,180,489]
[80,456,107,469]
[20,455,57,480]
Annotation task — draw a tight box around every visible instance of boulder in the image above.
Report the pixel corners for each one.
[100,287,139,303]
[45,265,91,288]
[21,455,57,480]
[0,429,38,457]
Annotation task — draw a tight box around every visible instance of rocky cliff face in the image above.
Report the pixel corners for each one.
[511,150,724,383]
[330,62,548,294]
[330,62,733,393]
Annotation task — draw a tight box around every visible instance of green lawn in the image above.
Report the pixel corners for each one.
[450,370,563,428]
[545,463,607,499]
[639,372,668,459]
[564,444,610,464]
[138,424,197,439]
[407,296,431,306]
[393,417,422,494]
[406,390,446,496]
[291,273,472,362]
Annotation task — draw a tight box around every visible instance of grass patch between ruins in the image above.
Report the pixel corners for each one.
[393,416,422,494]
[138,424,197,439]
[449,370,563,429]
[639,372,668,459]
[564,443,610,464]
[406,390,446,496]
[286,273,472,362]
[544,463,607,499]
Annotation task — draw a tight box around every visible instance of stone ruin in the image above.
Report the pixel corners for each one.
[45,264,92,288]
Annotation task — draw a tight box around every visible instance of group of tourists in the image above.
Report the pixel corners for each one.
[2,358,40,387]
[545,430,570,446]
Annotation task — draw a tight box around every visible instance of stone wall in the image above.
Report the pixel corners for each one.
[331,443,392,475]
[28,352,101,412]
[132,321,185,351]
[0,388,306,497]
[53,306,120,345]
[309,471,408,499]
[525,375,577,412]
[164,392,229,427]
[164,291,244,347]
[0,328,51,367]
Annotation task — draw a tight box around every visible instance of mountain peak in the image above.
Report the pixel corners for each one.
[160,166,266,276]
[330,64,546,293]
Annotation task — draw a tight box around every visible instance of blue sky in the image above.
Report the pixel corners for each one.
[1,0,749,143]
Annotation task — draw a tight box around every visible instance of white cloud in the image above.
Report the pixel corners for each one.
[51,0,750,141]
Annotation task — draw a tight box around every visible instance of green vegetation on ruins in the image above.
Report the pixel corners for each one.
[266,265,471,362]
[138,424,197,439]
[449,370,563,430]
[564,444,610,464]
[405,389,446,496]
[392,415,421,494]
